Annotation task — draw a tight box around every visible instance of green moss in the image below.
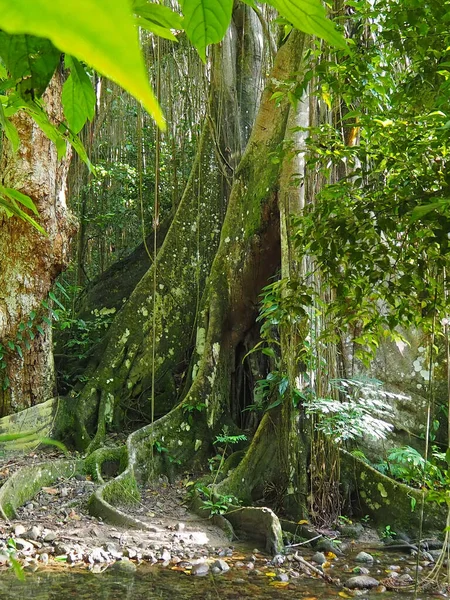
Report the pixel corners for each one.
[102,472,140,507]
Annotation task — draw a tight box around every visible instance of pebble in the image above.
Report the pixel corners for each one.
[43,531,57,543]
[272,554,285,566]
[14,525,26,537]
[191,562,210,576]
[352,566,370,574]
[355,551,374,563]
[212,558,230,572]
[311,552,327,565]
[275,572,289,582]
[344,575,380,589]
[160,549,171,562]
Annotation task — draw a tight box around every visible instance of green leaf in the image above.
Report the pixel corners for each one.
[48,291,65,310]
[133,1,183,30]
[410,200,450,222]
[267,0,347,50]
[0,0,166,129]
[0,101,19,151]
[0,185,38,215]
[180,0,233,62]
[0,32,60,98]
[135,17,178,42]
[62,56,96,134]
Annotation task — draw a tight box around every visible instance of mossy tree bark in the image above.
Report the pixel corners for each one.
[71,10,267,451]
[71,30,305,463]
[0,69,75,416]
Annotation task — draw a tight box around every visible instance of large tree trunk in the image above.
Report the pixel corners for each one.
[69,31,308,525]
[71,10,267,451]
[0,69,75,416]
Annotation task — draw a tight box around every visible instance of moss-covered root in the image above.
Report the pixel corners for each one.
[0,459,84,520]
[88,471,150,529]
[86,401,210,525]
[216,411,281,504]
[340,449,446,534]
[84,445,128,483]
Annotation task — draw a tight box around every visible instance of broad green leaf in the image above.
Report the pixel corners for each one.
[0,196,45,234]
[410,200,450,221]
[267,0,347,50]
[136,17,178,42]
[133,1,183,30]
[0,101,19,151]
[0,62,7,79]
[62,56,96,134]
[0,0,166,129]
[180,0,233,62]
[23,101,67,160]
[0,186,39,214]
[0,32,60,98]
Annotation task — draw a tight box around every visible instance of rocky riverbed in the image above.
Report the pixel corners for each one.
[0,449,445,596]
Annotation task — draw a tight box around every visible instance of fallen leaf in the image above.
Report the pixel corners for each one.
[322,561,331,568]
[265,571,276,577]
[339,592,352,599]
[298,519,309,524]
[269,581,289,588]
[326,552,337,560]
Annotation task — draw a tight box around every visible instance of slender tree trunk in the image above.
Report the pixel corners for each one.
[0,69,75,415]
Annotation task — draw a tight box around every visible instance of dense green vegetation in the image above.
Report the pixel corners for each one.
[1,0,450,590]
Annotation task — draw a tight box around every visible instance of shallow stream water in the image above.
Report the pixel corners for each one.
[0,549,436,600]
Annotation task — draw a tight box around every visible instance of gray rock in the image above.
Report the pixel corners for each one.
[345,575,380,589]
[43,531,57,543]
[191,562,210,576]
[90,547,109,563]
[272,554,285,566]
[160,549,171,562]
[311,552,327,565]
[315,538,344,555]
[352,566,370,575]
[398,573,414,584]
[105,542,123,559]
[175,523,185,532]
[14,538,34,553]
[25,526,41,541]
[355,551,374,563]
[275,572,289,582]
[14,525,26,537]
[110,558,137,574]
[212,558,230,572]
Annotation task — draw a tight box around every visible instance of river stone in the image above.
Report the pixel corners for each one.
[191,562,210,576]
[43,531,57,543]
[272,554,285,566]
[212,559,230,572]
[160,549,171,562]
[352,566,370,574]
[275,572,289,582]
[315,538,344,555]
[25,526,41,540]
[345,575,380,589]
[311,552,327,565]
[14,525,26,537]
[224,507,283,554]
[355,551,374,563]
[110,558,137,574]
